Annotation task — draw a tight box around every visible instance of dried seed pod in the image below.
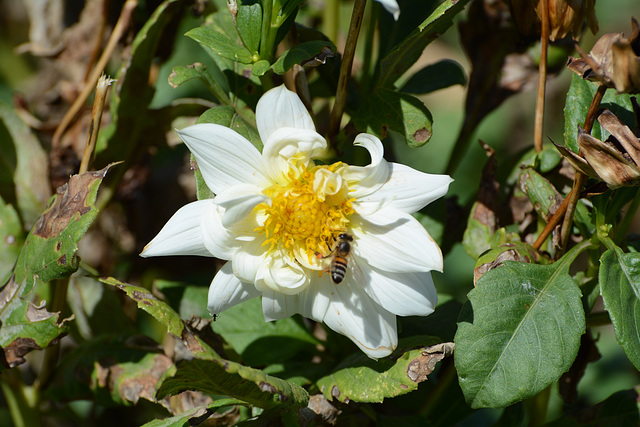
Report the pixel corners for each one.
[509,0,599,41]
[554,109,640,188]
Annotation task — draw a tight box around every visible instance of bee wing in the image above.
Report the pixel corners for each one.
[346,252,368,287]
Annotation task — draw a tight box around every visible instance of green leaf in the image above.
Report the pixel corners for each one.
[0,102,50,228]
[379,0,471,87]
[186,26,254,64]
[352,89,433,147]
[196,106,261,150]
[271,41,336,74]
[156,358,309,409]
[100,277,185,337]
[0,196,23,284]
[141,398,246,427]
[400,59,466,94]
[211,298,318,366]
[154,280,210,319]
[455,257,586,408]
[316,336,444,403]
[599,248,640,371]
[519,168,561,219]
[168,62,230,104]
[563,74,634,153]
[236,2,262,54]
[251,59,271,77]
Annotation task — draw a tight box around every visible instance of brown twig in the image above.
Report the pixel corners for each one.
[534,0,550,153]
[52,0,137,150]
[79,75,114,173]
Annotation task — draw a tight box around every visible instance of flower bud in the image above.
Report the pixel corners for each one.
[568,18,640,93]
[554,109,640,188]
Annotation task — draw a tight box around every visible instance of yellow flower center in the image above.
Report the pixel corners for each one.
[257,163,354,267]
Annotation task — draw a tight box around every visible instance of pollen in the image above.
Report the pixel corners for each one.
[257,163,354,266]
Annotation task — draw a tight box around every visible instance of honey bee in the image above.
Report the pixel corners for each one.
[329,233,354,284]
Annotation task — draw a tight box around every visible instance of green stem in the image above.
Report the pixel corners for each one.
[360,1,377,93]
[37,277,69,391]
[328,0,367,143]
[526,385,550,426]
[615,188,640,244]
[323,0,340,45]
[1,370,41,427]
[260,0,274,62]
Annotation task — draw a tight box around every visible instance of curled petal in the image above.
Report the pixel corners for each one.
[256,85,316,143]
[355,163,452,214]
[342,134,389,199]
[214,183,269,227]
[323,279,398,359]
[262,278,331,322]
[362,267,437,317]
[177,124,269,195]
[200,203,241,260]
[255,251,309,295]
[231,237,268,284]
[262,127,327,184]
[208,262,260,315]
[351,208,443,273]
[141,200,213,258]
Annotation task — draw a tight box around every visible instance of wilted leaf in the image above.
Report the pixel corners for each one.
[142,398,244,427]
[351,89,433,147]
[316,336,444,403]
[455,257,586,408]
[156,358,309,409]
[599,248,640,370]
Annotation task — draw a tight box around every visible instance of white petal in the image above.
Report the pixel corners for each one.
[256,85,316,143]
[350,208,443,273]
[231,237,268,284]
[255,251,309,295]
[376,0,400,20]
[342,134,389,199]
[214,183,269,227]
[323,279,398,359]
[355,163,452,214]
[262,127,327,184]
[362,266,437,317]
[261,276,331,321]
[141,200,213,258]
[208,262,260,314]
[200,202,240,260]
[177,124,269,195]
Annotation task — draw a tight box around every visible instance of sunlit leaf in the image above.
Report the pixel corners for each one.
[316,337,445,403]
[156,358,309,409]
[351,89,433,147]
[599,248,640,370]
[236,2,262,54]
[168,62,230,104]
[186,26,254,64]
[455,258,586,408]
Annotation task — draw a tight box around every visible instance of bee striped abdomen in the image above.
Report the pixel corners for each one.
[330,256,348,283]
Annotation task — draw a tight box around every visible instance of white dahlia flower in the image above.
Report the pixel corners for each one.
[141,85,451,358]
[376,0,400,20]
